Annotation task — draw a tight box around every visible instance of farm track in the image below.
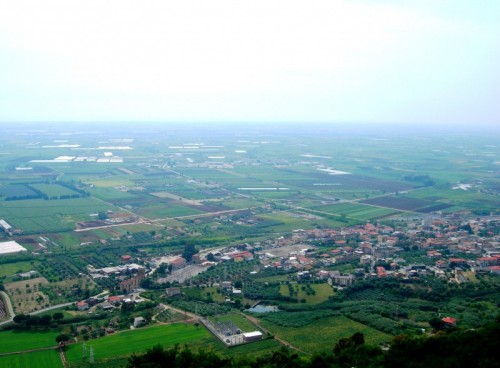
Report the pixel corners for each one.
[152,303,198,324]
[74,217,149,232]
[59,347,68,367]
[149,206,263,222]
[0,345,58,357]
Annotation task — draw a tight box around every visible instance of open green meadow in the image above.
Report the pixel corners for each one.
[280,283,334,304]
[0,198,118,234]
[0,330,59,354]
[65,323,213,363]
[310,202,399,220]
[260,315,393,353]
[30,183,79,197]
[0,349,63,368]
[0,261,33,278]
[67,333,282,367]
[257,212,347,233]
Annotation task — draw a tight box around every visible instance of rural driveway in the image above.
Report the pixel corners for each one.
[0,291,15,325]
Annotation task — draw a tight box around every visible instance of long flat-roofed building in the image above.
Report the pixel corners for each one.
[242,331,263,342]
[0,219,12,232]
[0,240,27,256]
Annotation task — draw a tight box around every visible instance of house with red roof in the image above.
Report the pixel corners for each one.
[449,258,467,267]
[121,255,132,263]
[76,301,89,311]
[442,317,457,327]
[376,266,387,277]
[477,256,500,267]
[107,295,123,305]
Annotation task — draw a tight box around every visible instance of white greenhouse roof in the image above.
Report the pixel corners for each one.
[0,241,27,255]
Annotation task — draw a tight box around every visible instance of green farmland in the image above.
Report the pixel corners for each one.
[0,198,118,234]
[0,349,63,368]
[30,183,79,198]
[65,323,213,364]
[0,330,59,354]
[280,283,334,304]
[0,261,33,278]
[311,202,399,220]
[260,315,392,353]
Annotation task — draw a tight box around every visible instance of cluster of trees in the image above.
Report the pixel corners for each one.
[12,312,64,327]
[3,182,89,201]
[182,243,198,262]
[2,184,42,201]
[263,309,339,328]
[401,174,435,187]
[127,320,500,367]
[57,180,90,197]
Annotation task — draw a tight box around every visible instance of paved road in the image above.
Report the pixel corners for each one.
[0,293,74,326]
[0,291,15,325]
[30,302,74,315]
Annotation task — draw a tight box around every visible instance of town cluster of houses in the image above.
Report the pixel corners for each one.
[76,293,146,312]
[146,213,499,288]
[226,214,500,285]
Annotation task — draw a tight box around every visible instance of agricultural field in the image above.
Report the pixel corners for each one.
[310,202,399,220]
[260,315,393,353]
[403,187,500,213]
[0,261,33,278]
[256,212,347,233]
[279,282,334,304]
[0,349,63,368]
[65,323,214,364]
[0,184,39,199]
[4,277,51,314]
[0,198,119,234]
[135,203,205,219]
[30,183,80,198]
[0,330,59,353]
[360,195,451,213]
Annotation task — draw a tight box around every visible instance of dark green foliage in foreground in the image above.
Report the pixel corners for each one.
[128,344,232,368]
[385,321,500,368]
[128,320,500,368]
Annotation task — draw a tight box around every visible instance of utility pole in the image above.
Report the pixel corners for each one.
[82,343,87,361]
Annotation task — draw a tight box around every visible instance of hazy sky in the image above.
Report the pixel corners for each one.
[0,0,499,125]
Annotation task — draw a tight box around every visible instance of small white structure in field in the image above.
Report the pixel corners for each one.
[243,331,263,342]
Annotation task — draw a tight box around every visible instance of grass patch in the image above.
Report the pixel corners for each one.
[65,323,213,363]
[0,198,118,234]
[260,315,392,354]
[0,330,59,354]
[280,283,335,304]
[0,349,63,368]
[0,261,33,278]
[30,183,79,198]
